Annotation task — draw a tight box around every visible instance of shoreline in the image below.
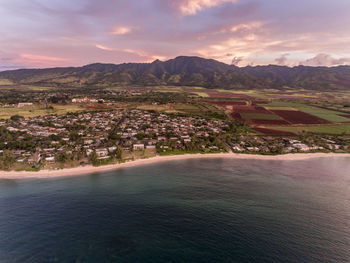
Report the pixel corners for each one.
[0,152,349,179]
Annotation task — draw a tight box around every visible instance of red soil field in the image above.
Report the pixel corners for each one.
[341,115,350,119]
[248,119,290,125]
[204,100,248,106]
[85,104,111,110]
[252,127,295,135]
[271,110,331,124]
[251,100,269,105]
[231,112,243,120]
[232,106,270,114]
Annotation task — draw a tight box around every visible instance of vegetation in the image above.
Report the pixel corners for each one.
[1,56,350,90]
[266,125,350,135]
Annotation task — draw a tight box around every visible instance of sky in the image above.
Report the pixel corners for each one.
[1,0,350,70]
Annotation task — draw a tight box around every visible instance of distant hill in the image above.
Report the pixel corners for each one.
[0,56,350,90]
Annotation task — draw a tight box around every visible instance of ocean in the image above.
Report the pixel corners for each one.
[0,157,350,263]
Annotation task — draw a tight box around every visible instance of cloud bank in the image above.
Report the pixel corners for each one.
[0,0,350,69]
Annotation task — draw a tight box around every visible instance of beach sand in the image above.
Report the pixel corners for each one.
[0,152,349,179]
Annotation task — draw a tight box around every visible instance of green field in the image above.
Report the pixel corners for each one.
[260,101,306,107]
[0,104,84,119]
[295,106,350,123]
[174,104,200,111]
[267,125,350,135]
[24,85,54,91]
[0,79,14,86]
[192,92,209,97]
[185,86,205,90]
[240,113,282,120]
[261,101,350,123]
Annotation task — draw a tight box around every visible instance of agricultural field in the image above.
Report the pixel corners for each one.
[270,110,331,124]
[240,113,282,120]
[0,84,349,135]
[264,125,350,135]
[0,79,14,86]
[252,127,296,135]
[0,104,84,119]
[192,92,209,97]
[193,88,350,135]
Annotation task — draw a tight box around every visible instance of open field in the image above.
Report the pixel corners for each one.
[264,125,350,135]
[293,106,350,123]
[252,127,296,135]
[0,104,84,119]
[271,110,331,124]
[136,104,179,113]
[261,101,350,123]
[240,113,282,120]
[0,79,14,86]
[0,85,349,135]
[204,100,248,106]
[23,85,54,91]
[192,92,210,97]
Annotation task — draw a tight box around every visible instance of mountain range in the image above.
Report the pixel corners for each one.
[0,56,350,90]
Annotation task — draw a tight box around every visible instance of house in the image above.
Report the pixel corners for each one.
[108,146,117,152]
[146,145,156,149]
[293,143,311,152]
[45,157,55,163]
[133,144,145,151]
[95,148,109,157]
[28,153,41,164]
[18,102,33,108]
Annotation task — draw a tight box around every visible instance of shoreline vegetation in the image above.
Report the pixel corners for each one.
[1,152,349,179]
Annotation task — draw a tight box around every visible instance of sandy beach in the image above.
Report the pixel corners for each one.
[0,152,349,179]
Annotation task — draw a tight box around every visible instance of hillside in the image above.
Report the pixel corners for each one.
[0,56,350,90]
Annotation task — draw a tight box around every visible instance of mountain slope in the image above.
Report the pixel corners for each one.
[0,56,349,90]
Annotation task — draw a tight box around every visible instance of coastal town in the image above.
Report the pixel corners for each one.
[0,105,349,171]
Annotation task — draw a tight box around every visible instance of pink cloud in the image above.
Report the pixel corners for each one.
[168,0,237,15]
[299,53,350,67]
[275,53,289,66]
[108,26,132,35]
[17,53,71,68]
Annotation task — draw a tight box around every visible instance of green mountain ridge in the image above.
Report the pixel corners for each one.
[0,56,349,90]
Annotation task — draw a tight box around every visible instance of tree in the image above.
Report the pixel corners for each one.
[88,151,98,164]
[55,153,68,163]
[69,132,80,141]
[0,150,15,170]
[10,115,24,121]
[115,146,122,160]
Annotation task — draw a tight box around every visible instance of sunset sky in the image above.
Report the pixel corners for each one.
[1,0,350,70]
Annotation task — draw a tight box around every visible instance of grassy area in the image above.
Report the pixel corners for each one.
[23,85,54,91]
[174,104,200,111]
[261,101,306,107]
[295,106,350,123]
[264,106,297,111]
[192,92,209,97]
[185,86,205,90]
[0,104,84,119]
[0,79,14,86]
[240,113,282,120]
[136,104,170,111]
[263,101,350,123]
[173,103,225,119]
[266,125,350,135]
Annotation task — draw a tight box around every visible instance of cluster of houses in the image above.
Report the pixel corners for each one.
[0,108,349,168]
[229,136,347,154]
[0,109,229,166]
[117,110,228,152]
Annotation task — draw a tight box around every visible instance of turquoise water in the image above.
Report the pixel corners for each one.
[0,157,350,263]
